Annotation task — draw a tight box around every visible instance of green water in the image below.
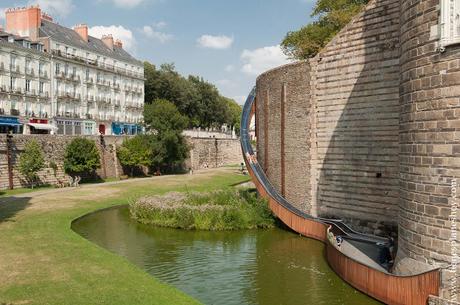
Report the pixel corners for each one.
[72,206,381,305]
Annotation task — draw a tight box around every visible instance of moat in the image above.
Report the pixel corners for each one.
[72,205,381,305]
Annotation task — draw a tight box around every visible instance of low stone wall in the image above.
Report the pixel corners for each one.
[0,135,242,190]
[186,137,243,170]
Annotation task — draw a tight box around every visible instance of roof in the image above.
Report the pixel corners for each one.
[39,20,142,66]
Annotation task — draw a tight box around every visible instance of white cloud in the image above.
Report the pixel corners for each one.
[141,23,173,43]
[197,35,233,50]
[225,65,235,72]
[89,25,136,52]
[241,45,292,75]
[0,8,6,21]
[28,0,75,17]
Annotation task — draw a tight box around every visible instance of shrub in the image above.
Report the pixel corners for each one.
[117,135,153,177]
[130,189,275,231]
[18,140,45,189]
[64,138,100,180]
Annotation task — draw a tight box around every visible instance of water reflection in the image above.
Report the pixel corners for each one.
[72,206,381,305]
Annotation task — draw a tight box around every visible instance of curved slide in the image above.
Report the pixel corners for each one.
[240,87,440,305]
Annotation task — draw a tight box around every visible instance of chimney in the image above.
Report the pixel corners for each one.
[114,39,123,49]
[6,6,42,41]
[73,24,88,42]
[102,34,114,50]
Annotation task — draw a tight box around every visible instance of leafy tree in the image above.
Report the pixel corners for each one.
[144,99,189,172]
[143,61,240,129]
[225,98,242,134]
[64,138,101,181]
[18,140,45,189]
[144,99,189,133]
[117,135,153,177]
[281,0,370,59]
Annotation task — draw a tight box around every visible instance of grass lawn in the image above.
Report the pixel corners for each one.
[0,167,249,305]
[0,185,55,197]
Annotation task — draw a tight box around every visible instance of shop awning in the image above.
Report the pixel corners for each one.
[28,123,58,131]
[0,117,21,126]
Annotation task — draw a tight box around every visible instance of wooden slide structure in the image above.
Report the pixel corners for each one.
[240,87,440,305]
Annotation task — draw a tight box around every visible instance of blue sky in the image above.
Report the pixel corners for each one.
[0,0,315,104]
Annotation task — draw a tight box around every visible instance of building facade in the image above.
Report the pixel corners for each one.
[0,6,144,136]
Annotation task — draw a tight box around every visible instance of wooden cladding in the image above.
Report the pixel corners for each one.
[327,244,440,305]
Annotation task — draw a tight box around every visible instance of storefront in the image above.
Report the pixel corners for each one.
[111,122,142,136]
[55,119,84,135]
[0,116,23,134]
[26,119,58,135]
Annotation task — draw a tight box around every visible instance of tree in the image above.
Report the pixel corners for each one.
[143,99,189,172]
[281,0,370,59]
[64,138,101,182]
[143,61,238,129]
[117,135,153,177]
[18,140,45,189]
[144,99,189,133]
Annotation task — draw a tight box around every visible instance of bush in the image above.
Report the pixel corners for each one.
[64,138,100,180]
[130,189,275,231]
[117,135,153,177]
[18,140,45,189]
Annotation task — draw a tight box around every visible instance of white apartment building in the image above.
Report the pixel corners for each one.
[0,6,144,135]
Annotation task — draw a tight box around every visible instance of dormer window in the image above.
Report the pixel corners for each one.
[440,0,460,49]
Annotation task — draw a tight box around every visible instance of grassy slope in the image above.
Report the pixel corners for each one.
[0,168,249,305]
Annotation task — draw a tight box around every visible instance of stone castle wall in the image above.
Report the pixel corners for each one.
[257,0,401,234]
[255,0,460,301]
[0,135,242,190]
[398,0,460,300]
[256,62,312,212]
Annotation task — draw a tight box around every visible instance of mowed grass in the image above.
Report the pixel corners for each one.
[0,167,249,305]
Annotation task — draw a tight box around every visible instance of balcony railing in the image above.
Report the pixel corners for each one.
[25,67,35,76]
[10,64,21,74]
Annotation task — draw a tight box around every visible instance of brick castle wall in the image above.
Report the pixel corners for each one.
[0,135,242,190]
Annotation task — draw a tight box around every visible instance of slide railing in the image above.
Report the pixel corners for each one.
[240,87,440,305]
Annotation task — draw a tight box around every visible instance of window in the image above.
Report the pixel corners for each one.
[25,79,31,92]
[55,63,60,74]
[72,67,76,76]
[10,77,15,90]
[39,62,43,75]
[64,64,68,75]
[86,69,90,80]
[440,0,460,49]
[39,81,44,94]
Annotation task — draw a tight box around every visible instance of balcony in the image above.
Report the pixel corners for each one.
[85,77,94,84]
[39,70,49,79]
[10,87,23,95]
[10,65,21,74]
[25,89,37,96]
[25,67,35,77]
[39,91,49,99]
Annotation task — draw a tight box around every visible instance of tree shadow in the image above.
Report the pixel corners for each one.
[0,197,32,223]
